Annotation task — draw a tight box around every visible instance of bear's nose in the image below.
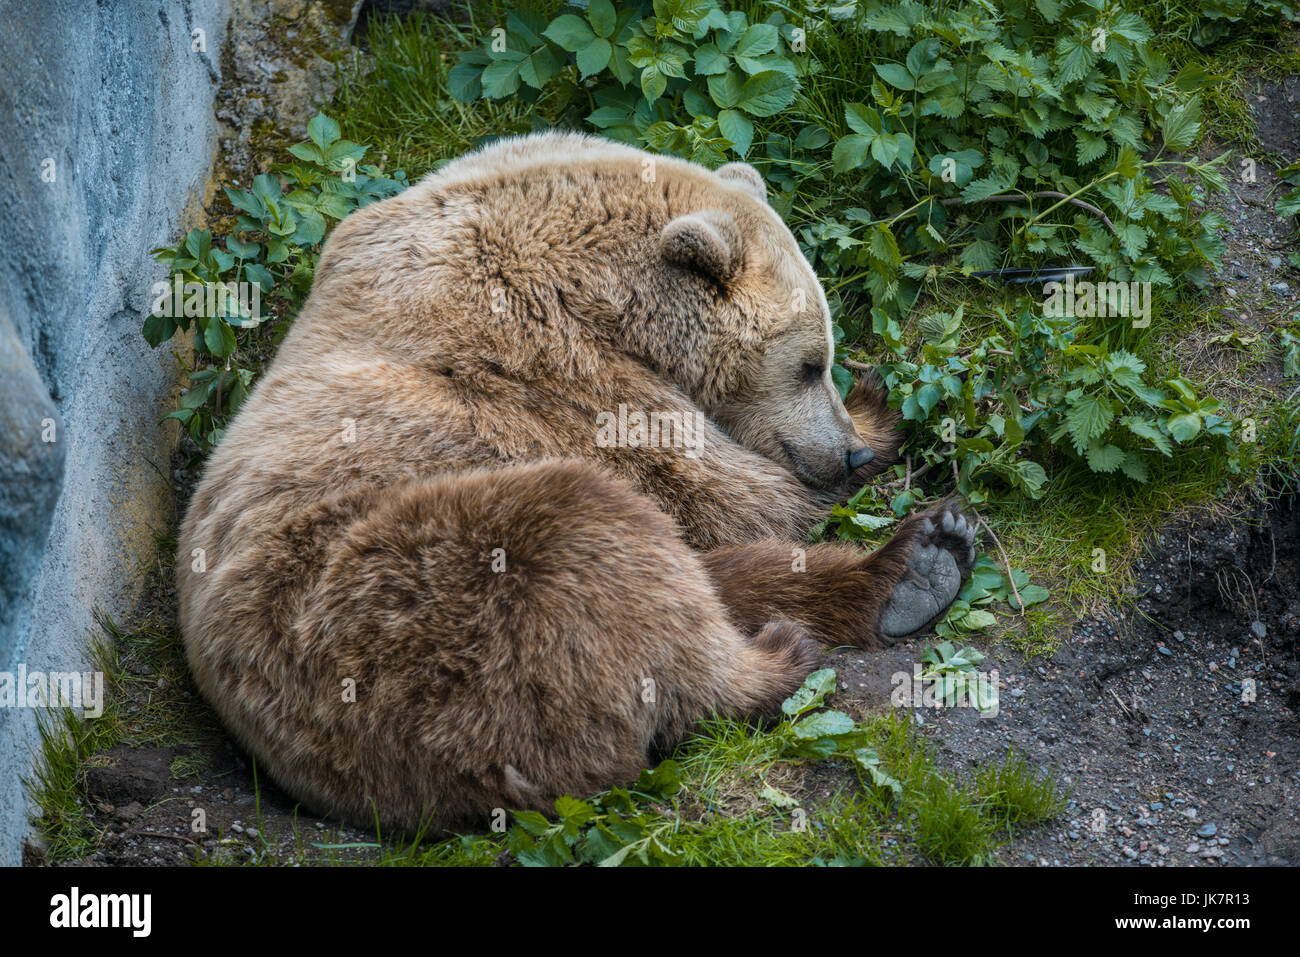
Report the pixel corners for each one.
[847,444,874,472]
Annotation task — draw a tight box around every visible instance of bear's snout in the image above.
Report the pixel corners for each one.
[847,444,875,471]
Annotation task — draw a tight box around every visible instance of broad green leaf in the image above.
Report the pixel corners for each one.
[543,14,596,52]
[874,62,915,90]
[735,71,796,117]
[307,114,340,150]
[1065,396,1114,454]
[587,0,616,38]
[576,38,613,77]
[717,108,754,156]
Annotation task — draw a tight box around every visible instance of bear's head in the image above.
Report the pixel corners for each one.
[652,161,875,491]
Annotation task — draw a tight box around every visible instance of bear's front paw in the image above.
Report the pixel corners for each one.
[878,500,976,639]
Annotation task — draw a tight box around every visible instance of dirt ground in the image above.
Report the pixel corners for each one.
[31,26,1300,868]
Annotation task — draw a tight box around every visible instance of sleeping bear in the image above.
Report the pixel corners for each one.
[177,132,975,832]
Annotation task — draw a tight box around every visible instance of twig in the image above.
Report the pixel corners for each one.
[940,191,1118,236]
[140,831,197,845]
[1233,189,1270,209]
[903,454,912,491]
[884,460,935,492]
[971,507,1025,616]
[842,358,875,373]
[1108,687,1132,719]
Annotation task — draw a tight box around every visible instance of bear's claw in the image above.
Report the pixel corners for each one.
[879,499,976,639]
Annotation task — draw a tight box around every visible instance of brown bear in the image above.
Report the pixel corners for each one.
[177,132,975,833]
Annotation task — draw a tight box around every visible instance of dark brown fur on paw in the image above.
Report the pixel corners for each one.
[843,371,903,481]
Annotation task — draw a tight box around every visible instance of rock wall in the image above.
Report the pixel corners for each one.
[0,0,229,865]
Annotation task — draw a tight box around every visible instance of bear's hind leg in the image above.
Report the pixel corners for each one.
[702,497,976,650]
[280,459,821,832]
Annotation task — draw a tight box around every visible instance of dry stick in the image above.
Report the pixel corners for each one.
[884,459,934,492]
[903,453,912,491]
[843,358,875,373]
[971,506,1025,616]
[1108,687,1133,719]
[940,191,1118,236]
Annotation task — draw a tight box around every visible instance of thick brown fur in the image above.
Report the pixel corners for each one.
[178,133,970,834]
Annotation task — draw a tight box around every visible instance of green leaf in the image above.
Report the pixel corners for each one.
[1065,396,1114,454]
[874,62,915,91]
[792,710,855,739]
[635,760,681,799]
[734,23,778,58]
[961,175,1013,203]
[1011,584,1051,609]
[1122,415,1173,456]
[325,140,369,170]
[1085,440,1125,472]
[142,312,177,348]
[447,61,483,102]
[307,114,340,150]
[1119,451,1150,482]
[481,58,524,99]
[641,65,668,103]
[1166,412,1202,442]
[707,70,742,109]
[844,102,881,136]
[587,0,616,38]
[694,43,728,75]
[576,38,613,78]
[782,668,837,716]
[203,319,237,358]
[287,141,325,165]
[1161,97,1201,152]
[543,14,596,51]
[519,46,561,89]
[735,71,796,117]
[832,134,870,173]
[717,109,754,157]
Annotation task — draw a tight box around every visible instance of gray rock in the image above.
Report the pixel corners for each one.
[0,0,228,864]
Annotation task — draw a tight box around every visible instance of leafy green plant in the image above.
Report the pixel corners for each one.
[144,114,406,450]
[915,640,998,714]
[503,668,909,865]
[869,303,1236,505]
[453,0,1232,316]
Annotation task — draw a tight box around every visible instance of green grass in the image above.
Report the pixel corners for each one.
[364,712,1067,867]
[333,4,565,174]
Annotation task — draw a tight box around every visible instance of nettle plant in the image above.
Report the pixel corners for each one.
[145,114,406,450]
[869,302,1234,508]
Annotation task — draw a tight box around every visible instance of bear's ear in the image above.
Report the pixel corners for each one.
[716,162,767,203]
[660,210,743,281]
